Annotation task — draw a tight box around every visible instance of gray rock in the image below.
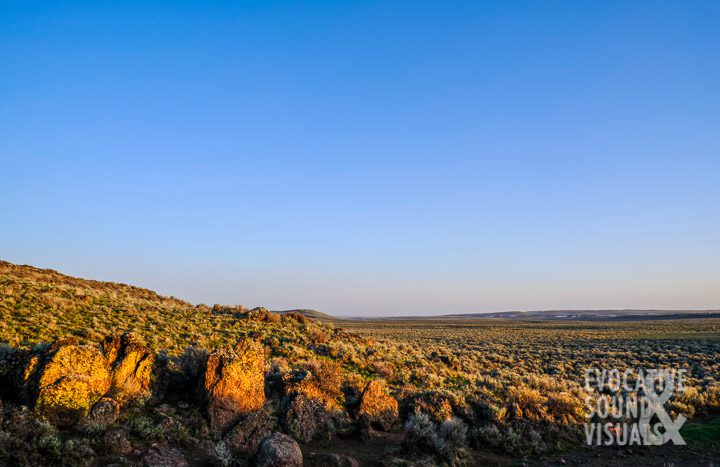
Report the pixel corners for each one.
[224,409,277,454]
[256,432,302,467]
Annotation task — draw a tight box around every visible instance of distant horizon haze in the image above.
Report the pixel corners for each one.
[1,258,718,318]
[2,1,719,316]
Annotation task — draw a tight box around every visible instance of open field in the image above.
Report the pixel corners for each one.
[338,317,720,464]
[1,260,719,465]
[339,317,720,394]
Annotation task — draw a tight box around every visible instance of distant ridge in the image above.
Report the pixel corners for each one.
[422,309,720,321]
[273,308,336,320]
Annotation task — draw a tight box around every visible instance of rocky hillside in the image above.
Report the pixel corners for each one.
[0,261,496,465]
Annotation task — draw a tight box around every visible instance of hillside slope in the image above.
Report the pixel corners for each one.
[0,260,335,354]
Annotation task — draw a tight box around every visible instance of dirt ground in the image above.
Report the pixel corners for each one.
[301,431,720,466]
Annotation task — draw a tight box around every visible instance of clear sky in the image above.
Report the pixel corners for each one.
[2,1,719,316]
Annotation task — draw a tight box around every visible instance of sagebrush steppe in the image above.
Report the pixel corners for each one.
[1,260,719,466]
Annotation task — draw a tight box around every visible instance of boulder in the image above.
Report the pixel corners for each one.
[201,338,266,433]
[224,409,278,454]
[358,379,399,431]
[35,341,112,428]
[103,333,155,403]
[282,359,343,411]
[27,335,156,428]
[283,394,336,443]
[0,334,159,429]
[256,433,302,467]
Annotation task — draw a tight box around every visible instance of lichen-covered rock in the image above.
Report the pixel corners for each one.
[9,335,156,428]
[103,333,155,403]
[35,341,112,428]
[224,409,278,454]
[143,444,189,467]
[283,394,337,443]
[201,338,266,433]
[4,341,77,405]
[358,379,399,431]
[256,432,302,467]
[282,359,343,411]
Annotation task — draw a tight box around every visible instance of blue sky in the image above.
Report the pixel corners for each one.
[2,1,719,316]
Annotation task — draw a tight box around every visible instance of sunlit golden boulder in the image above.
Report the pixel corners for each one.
[201,338,266,433]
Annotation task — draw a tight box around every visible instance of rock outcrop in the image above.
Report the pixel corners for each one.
[282,393,337,443]
[201,338,266,433]
[224,409,278,454]
[256,432,303,467]
[34,340,112,427]
[11,334,156,428]
[277,360,346,442]
[282,359,343,411]
[102,333,155,403]
[358,379,399,431]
